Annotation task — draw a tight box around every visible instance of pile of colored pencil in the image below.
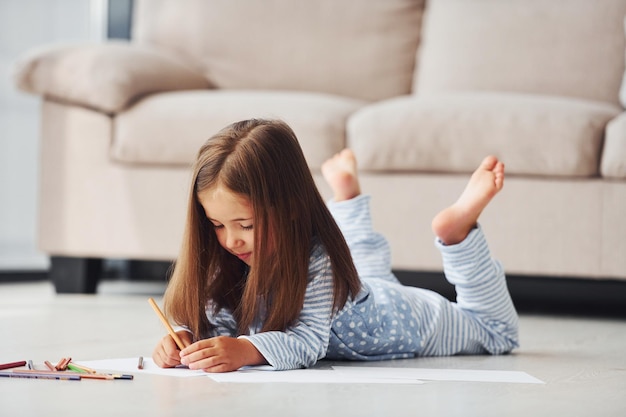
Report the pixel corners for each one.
[0,359,133,381]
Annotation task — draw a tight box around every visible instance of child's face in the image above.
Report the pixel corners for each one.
[198,185,255,266]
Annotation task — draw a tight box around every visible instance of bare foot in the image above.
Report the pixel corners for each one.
[432,156,504,245]
[321,149,361,202]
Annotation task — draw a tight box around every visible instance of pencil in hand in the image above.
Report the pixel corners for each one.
[148,297,187,351]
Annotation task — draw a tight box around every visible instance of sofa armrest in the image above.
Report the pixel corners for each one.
[13,40,211,114]
[601,111,626,179]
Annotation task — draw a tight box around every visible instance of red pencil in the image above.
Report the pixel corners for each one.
[0,361,27,371]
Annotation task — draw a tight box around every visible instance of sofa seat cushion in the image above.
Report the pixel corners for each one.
[347,92,621,177]
[112,90,365,169]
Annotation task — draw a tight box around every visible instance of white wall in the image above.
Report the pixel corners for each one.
[0,0,106,270]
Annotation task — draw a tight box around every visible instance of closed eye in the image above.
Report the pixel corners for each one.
[241,225,253,231]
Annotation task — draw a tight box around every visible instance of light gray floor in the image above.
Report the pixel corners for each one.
[1,280,625,417]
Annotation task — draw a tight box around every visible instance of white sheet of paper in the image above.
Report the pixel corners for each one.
[207,368,423,384]
[74,358,543,384]
[332,366,544,384]
[75,357,207,377]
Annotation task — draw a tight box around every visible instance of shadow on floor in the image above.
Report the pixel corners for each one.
[2,261,625,319]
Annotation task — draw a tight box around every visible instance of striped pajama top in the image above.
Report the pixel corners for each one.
[204,195,519,370]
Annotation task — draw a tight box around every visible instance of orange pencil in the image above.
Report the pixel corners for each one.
[148,298,186,350]
[77,373,114,380]
[54,358,66,371]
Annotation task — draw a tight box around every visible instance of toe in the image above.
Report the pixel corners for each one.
[480,155,499,170]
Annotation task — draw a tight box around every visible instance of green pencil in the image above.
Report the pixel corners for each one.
[66,363,87,373]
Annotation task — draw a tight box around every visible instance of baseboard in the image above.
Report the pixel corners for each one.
[394,270,626,318]
[1,263,624,317]
[0,270,48,283]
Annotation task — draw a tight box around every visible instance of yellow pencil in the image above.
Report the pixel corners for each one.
[148,298,186,351]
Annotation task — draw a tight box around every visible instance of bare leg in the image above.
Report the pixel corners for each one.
[324,150,398,284]
[321,149,361,202]
[432,156,504,245]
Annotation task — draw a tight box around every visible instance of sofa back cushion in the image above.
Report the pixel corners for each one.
[414,0,626,106]
[132,0,424,102]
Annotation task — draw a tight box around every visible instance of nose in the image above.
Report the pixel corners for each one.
[224,229,243,250]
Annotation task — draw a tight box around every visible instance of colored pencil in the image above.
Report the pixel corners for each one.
[15,369,114,380]
[138,356,144,370]
[75,373,114,380]
[0,361,27,371]
[66,364,86,374]
[54,358,66,371]
[62,357,72,369]
[148,297,186,350]
[110,374,134,380]
[0,371,80,381]
[44,360,56,371]
[69,362,97,374]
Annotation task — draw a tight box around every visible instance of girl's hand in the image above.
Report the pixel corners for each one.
[180,336,266,373]
[152,330,193,368]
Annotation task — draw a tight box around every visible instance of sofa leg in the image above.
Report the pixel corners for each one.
[49,257,103,294]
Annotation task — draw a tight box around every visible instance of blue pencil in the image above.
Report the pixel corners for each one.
[0,370,81,380]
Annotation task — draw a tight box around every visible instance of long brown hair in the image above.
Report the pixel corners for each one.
[164,119,361,338]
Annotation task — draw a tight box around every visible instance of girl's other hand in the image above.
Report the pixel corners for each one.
[179,336,266,373]
[152,330,193,368]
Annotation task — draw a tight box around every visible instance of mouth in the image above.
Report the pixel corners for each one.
[235,252,252,262]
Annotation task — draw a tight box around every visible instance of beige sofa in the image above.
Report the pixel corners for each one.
[14,0,626,293]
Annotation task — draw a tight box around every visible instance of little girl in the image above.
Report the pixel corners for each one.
[152,119,519,372]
